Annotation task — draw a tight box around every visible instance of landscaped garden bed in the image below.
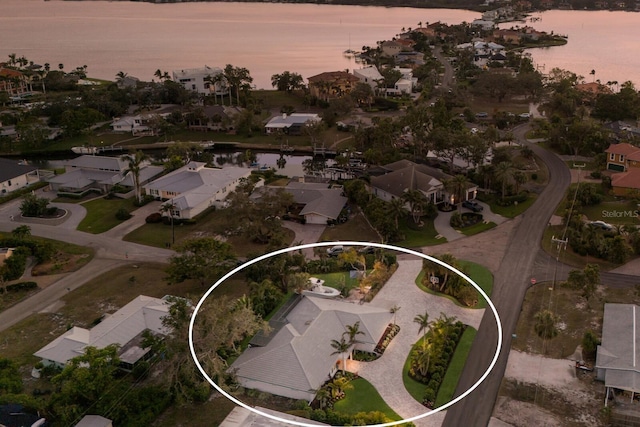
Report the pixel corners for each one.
[450,212,483,228]
[374,323,400,354]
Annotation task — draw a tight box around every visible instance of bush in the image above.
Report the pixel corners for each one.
[450,212,463,228]
[496,192,529,207]
[4,281,37,293]
[115,208,132,221]
[145,212,163,223]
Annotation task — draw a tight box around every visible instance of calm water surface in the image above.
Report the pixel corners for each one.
[1,1,638,88]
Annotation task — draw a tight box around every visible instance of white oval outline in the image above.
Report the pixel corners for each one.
[189,241,503,427]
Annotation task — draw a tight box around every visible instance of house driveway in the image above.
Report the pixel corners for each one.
[282,221,326,258]
[433,202,507,243]
[347,260,486,426]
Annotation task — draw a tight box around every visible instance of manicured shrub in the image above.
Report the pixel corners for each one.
[115,207,132,220]
[4,281,37,292]
[145,213,163,223]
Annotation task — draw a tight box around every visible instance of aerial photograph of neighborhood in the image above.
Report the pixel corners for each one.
[0,0,639,426]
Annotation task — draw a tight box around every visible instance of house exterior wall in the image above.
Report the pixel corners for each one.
[0,172,36,195]
[305,213,329,225]
[612,186,640,198]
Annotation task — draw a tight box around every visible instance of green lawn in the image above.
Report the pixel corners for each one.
[457,221,497,236]
[313,271,366,293]
[581,201,640,226]
[77,197,137,233]
[320,210,381,243]
[434,327,477,407]
[394,217,446,248]
[403,327,478,408]
[476,193,537,218]
[333,377,402,420]
[415,260,494,309]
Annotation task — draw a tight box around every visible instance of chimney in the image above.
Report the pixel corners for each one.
[282,113,287,119]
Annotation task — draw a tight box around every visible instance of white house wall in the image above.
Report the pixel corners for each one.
[305,213,329,225]
[0,173,33,195]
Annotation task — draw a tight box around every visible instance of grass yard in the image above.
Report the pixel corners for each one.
[434,327,477,407]
[77,196,137,233]
[415,260,494,309]
[0,262,212,368]
[320,211,381,244]
[513,281,640,359]
[458,221,497,236]
[394,217,446,248]
[313,270,367,293]
[333,377,402,420]
[476,192,537,218]
[581,201,640,226]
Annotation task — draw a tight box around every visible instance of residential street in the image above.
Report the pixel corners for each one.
[442,124,573,427]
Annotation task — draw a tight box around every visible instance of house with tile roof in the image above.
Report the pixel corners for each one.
[0,67,28,97]
[611,169,640,197]
[308,71,360,101]
[34,295,171,370]
[145,162,251,219]
[230,295,392,402]
[370,160,478,206]
[596,304,640,406]
[0,158,39,196]
[605,142,640,172]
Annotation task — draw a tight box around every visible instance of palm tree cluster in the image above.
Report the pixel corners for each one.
[330,321,364,374]
[422,254,479,307]
[409,312,464,407]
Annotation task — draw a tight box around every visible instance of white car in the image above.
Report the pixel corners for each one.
[588,220,615,231]
[326,245,345,256]
[519,112,531,119]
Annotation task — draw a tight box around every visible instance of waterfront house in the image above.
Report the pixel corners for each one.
[34,295,171,370]
[144,162,251,219]
[353,66,383,91]
[0,158,39,196]
[172,65,227,96]
[0,67,28,97]
[284,181,347,224]
[308,71,360,101]
[264,113,321,135]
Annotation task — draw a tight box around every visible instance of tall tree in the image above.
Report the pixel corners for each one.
[166,237,235,286]
[330,336,351,374]
[344,321,364,346]
[122,150,148,204]
[413,311,432,341]
[534,310,559,339]
[402,189,427,224]
[494,161,514,200]
[444,174,468,211]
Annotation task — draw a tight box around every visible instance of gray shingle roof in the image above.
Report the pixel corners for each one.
[231,296,392,398]
[371,160,447,198]
[285,182,347,220]
[0,158,37,183]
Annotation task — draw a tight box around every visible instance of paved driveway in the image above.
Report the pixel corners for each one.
[348,260,485,426]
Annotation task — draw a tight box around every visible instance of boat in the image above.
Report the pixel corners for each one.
[71,146,98,155]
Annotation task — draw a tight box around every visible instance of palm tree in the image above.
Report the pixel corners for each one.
[160,200,177,245]
[325,376,353,400]
[513,170,528,194]
[386,196,406,229]
[402,189,427,224]
[444,174,468,211]
[411,338,432,376]
[330,336,351,374]
[494,161,514,201]
[590,69,596,82]
[413,311,432,341]
[122,151,148,204]
[534,310,558,339]
[343,321,364,347]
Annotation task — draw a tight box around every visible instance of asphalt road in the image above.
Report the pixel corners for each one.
[442,124,572,427]
[0,198,174,333]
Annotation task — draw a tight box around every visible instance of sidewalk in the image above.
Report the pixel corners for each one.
[101,200,162,239]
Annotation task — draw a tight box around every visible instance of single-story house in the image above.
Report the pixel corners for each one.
[145,162,251,219]
[34,295,171,370]
[611,169,640,197]
[284,181,347,225]
[220,406,329,427]
[0,158,40,195]
[596,304,640,405]
[370,160,478,205]
[230,295,392,402]
[605,142,640,172]
[353,66,383,90]
[47,155,162,196]
[264,113,321,135]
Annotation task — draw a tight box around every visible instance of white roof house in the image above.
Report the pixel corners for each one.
[353,66,383,90]
[172,65,227,95]
[34,295,171,369]
[145,162,251,219]
[75,415,113,427]
[231,295,392,402]
[596,303,640,405]
[264,113,321,135]
[47,155,162,195]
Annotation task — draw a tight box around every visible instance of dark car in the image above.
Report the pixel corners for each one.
[462,200,483,212]
[357,246,375,254]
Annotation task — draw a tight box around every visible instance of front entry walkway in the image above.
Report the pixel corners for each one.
[346,260,485,426]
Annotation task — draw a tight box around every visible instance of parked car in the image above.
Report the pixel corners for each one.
[519,112,531,119]
[588,220,614,231]
[326,245,345,257]
[357,246,375,254]
[462,200,483,212]
[475,112,488,119]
